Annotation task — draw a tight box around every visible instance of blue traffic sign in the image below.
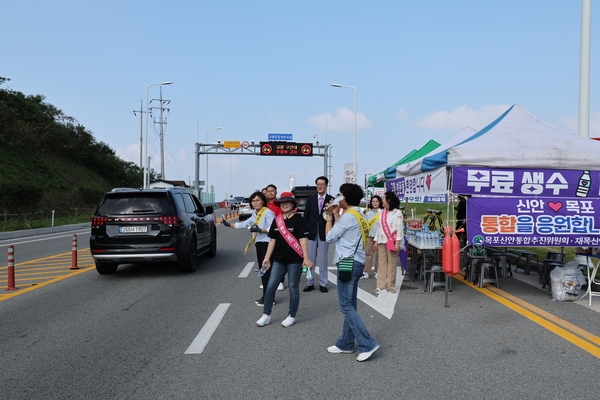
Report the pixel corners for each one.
[268,133,293,141]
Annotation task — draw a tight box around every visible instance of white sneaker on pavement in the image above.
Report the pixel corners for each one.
[256,314,271,327]
[356,344,380,362]
[277,282,284,291]
[281,315,295,327]
[360,271,369,280]
[327,345,355,354]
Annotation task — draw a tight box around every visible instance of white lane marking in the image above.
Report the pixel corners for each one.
[185,303,231,355]
[327,266,403,320]
[239,262,255,278]
[0,229,90,247]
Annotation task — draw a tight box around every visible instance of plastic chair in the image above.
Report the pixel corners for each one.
[493,252,513,278]
[541,261,565,289]
[516,251,539,275]
[423,265,446,292]
[540,252,566,284]
[474,261,499,288]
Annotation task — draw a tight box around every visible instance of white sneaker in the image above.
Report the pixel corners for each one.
[281,315,295,327]
[256,314,271,327]
[277,282,284,291]
[360,271,369,280]
[374,272,377,279]
[259,285,263,289]
[357,344,380,362]
[327,345,355,354]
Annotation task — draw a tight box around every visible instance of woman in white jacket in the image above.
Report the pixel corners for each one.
[373,191,404,294]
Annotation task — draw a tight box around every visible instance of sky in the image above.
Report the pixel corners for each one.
[3,1,600,201]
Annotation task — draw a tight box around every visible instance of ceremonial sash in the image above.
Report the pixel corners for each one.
[381,209,397,251]
[243,207,268,254]
[367,211,380,231]
[345,208,369,250]
[275,214,304,258]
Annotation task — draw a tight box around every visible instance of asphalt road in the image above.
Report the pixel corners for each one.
[1,220,600,399]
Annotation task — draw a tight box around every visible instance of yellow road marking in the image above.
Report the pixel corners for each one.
[456,276,600,358]
[0,249,95,301]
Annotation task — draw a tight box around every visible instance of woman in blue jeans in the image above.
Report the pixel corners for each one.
[256,192,312,328]
[324,183,380,362]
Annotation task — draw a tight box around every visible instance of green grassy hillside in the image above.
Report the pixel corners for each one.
[0,77,142,231]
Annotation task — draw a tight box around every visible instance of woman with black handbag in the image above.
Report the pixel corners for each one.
[324,183,380,362]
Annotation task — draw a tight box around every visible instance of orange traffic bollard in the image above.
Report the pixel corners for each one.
[70,234,79,270]
[6,245,17,291]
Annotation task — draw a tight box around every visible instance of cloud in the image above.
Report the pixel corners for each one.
[308,107,372,132]
[398,104,511,132]
[560,112,600,138]
[395,108,411,123]
[116,142,141,164]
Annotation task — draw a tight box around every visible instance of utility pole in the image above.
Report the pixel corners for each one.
[133,100,146,169]
[148,88,171,179]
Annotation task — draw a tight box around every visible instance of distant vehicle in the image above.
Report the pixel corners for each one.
[89,187,217,274]
[230,196,245,210]
[238,197,253,221]
[291,185,318,214]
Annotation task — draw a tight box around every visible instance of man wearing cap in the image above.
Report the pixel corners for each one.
[302,176,334,292]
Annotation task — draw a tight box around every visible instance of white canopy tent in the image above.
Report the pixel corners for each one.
[417,104,600,172]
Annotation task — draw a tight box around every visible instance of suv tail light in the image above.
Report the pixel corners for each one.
[159,216,183,226]
[92,217,108,228]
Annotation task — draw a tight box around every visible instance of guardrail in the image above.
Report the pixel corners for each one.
[0,222,91,241]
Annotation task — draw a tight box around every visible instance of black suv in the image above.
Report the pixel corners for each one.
[291,185,318,215]
[90,188,217,274]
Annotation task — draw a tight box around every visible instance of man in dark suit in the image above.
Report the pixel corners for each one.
[303,176,334,292]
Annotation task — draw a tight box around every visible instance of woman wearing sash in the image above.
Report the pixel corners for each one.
[257,192,312,327]
[324,183,379,361]
[361,195,382,280]
[373,191,404,294]
[222,191,275,306]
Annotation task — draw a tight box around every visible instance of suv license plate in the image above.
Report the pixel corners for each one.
[119,226,148,233]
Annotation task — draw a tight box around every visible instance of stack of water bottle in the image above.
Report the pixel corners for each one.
[415,226,442,247]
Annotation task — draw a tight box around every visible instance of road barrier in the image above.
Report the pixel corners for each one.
[6,245,17,291]
[70,234,79,270]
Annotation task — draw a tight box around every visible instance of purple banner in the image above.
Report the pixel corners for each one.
[452,166,599,198]
[467,196,600,247]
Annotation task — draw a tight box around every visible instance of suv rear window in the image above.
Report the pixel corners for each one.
[98,193,174,215]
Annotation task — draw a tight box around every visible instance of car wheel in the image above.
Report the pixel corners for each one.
[179,236,198,273]
[205,229,217,258]
[95,261,118,275]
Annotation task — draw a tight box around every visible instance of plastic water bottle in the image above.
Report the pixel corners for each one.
[258,268,266,277]
[303,265,313,280]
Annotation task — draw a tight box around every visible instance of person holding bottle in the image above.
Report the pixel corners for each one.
[222,191,275,306]
[256,192,312,328]
[361,195,382,280]
[324,183,380,362]
[373,191,404,294]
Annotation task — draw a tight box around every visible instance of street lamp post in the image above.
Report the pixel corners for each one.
[331,83,357,182]
[205,127,222,198]
[144,81,172,188]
